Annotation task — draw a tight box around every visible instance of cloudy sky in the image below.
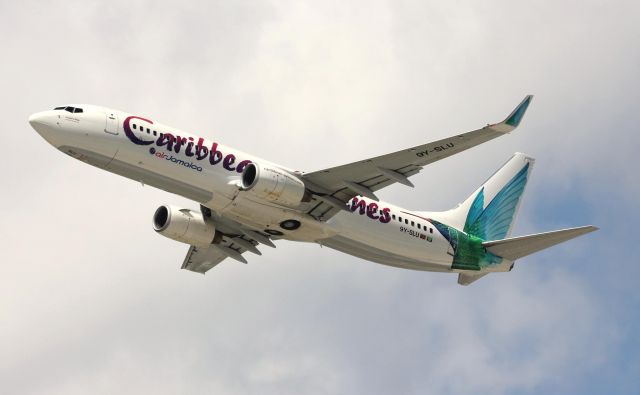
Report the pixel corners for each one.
[2,0,639,394]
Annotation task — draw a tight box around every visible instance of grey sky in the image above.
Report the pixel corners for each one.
[1,1,639,394]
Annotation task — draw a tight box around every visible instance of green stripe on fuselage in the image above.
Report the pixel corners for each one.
[431,220,502,271]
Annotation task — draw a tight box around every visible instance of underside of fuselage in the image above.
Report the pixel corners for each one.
[59,145,214,203]
[320,234,452,272]
[59,144,453,273]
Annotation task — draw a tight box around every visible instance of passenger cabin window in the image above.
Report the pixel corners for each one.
[404,219,408,224]
[411,221,415,227]
[133,124,137,130]
[392,214,396,220]
[430,228,433,233]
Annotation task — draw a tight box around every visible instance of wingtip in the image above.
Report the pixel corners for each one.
[504,95,534,127]
[488,95,534,133]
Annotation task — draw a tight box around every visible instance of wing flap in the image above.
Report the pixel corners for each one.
[181,234,268,274]
[181,245,228,274]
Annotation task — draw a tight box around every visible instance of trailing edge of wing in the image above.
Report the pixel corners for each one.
[181,245,227,274]
[181,233,269,274]
[482,225,598,261]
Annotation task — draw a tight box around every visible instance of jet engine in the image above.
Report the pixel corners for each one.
[240,162,309,207]
[153,205,219,246]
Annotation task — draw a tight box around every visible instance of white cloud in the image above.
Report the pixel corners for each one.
[1,0,637,394]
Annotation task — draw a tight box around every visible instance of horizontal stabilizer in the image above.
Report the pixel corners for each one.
[458,272,488,286]
[482,226,598,261]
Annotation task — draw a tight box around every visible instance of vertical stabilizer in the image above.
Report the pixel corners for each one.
[434,153,535,239]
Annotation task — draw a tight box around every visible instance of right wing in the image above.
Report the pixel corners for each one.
[302,95,534,220]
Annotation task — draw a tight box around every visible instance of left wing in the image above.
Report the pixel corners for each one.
[302,95,533,220]
[182,244,232,273]
[182,212,276,274]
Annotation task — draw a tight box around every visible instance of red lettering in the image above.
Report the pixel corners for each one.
[236,159,251,173]
[209,143,223,165]
[185,137,195,157]
[349,198,392,224]
[157,133,175,151]
[123,116,154,146]
[223,154,236,171]
[379,207,391,223]
[173,136,187,153]
[352,198,366,215]
[367,202,380,220]
[195,138,209,160]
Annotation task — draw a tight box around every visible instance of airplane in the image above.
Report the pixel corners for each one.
[29,96,597,285]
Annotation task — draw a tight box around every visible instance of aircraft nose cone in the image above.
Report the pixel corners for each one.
[29,111,61,146]
[28,111,47,127]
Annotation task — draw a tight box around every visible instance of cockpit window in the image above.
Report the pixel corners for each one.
[53,106,83,113]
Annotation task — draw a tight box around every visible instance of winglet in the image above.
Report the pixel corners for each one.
[491,95,534,133]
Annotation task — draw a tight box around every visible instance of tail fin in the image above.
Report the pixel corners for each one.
[425,152,598,286]
[437,152,535,239]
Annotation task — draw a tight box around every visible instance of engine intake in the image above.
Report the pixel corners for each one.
[240,162,308,207]
[153,205,217,246]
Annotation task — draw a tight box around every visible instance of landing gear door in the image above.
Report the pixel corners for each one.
[105,111,119,135]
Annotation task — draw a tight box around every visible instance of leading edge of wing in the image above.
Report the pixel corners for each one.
[302,95,534,221]
[305,95,533,180]
[302,95,534,199]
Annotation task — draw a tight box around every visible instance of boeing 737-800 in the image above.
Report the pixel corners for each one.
[29,96,597,285]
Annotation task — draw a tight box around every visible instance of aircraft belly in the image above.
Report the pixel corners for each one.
[58,124,120,168]
[60,146,213,203]
[327,210,452,270]
[222,194,336,242]
[320,235,450,272]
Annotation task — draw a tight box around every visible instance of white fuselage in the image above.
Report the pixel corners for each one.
[29,105,511,274]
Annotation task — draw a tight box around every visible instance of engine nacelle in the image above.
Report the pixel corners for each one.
[153,205,217,246]
[240,162,308,207]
